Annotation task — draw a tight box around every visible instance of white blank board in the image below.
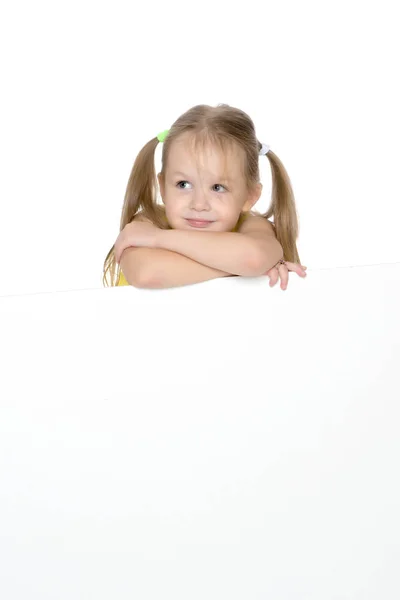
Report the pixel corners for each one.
[1,264,399,599]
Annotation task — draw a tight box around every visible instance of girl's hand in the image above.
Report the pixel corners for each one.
[265,261,307,290]
[114,221,160,264]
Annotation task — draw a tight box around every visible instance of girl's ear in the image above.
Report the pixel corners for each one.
[243,182,263,212]
[157,173,165,203]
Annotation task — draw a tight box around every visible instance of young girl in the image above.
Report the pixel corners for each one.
[103,104,307,290]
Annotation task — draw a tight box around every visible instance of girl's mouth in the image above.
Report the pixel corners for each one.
[186,219,214,228]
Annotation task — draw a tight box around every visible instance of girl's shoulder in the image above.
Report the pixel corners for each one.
[235,211,275,233]
[132,205,170,229]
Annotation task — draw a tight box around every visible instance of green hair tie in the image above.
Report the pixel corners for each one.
[157,130,169,143]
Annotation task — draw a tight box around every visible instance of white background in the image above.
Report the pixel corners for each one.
[1,4,399,597]
[0,0,399,296]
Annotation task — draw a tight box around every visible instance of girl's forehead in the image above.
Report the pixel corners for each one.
[166,134,245,180]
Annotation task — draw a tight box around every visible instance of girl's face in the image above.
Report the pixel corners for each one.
[158,132,261,232]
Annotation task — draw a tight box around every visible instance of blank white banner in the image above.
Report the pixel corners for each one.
[1,264,399,599]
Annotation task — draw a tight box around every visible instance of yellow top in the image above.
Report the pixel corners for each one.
[118,271,129,286]
[116,213,250,287]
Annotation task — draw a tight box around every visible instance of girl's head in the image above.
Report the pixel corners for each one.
[104,104,300,286]
[157,105,263,233]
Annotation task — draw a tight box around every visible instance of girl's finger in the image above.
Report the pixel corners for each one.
[279,264,289,290]
[269,267,279,287]
[285,261,307,276]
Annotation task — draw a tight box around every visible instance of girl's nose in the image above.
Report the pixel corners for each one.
[190,190,210,210]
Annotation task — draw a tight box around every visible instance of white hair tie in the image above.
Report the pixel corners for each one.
[259,143,270,156]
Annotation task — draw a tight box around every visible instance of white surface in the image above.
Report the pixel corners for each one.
[1,1,400,295]
[1,265,399,599]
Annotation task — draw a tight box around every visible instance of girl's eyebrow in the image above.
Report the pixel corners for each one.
[171,171,232,183]
[171,171,190,178]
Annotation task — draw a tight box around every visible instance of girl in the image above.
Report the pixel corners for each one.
[103,104,307,290]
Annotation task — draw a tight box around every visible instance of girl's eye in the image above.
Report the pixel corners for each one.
[213,184,227,193]
[176,181,227,192]
[177,181,191,189]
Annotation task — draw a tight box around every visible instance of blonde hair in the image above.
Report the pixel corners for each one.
[103,104,301,286]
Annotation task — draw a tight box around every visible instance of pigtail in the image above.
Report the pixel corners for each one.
[103,137,161,287]
[262,150,301,264]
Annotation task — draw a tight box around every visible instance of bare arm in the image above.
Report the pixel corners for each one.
[155,229,262,276]
[119,213,235,288]
[118,213,281,288]
[154,217,283,276]
[120,247,235,289]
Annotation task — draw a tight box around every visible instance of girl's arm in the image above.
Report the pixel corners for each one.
[119,213,235,287]
[155,218,283,276]
[118,213,285,288]
[120,247,235,289]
